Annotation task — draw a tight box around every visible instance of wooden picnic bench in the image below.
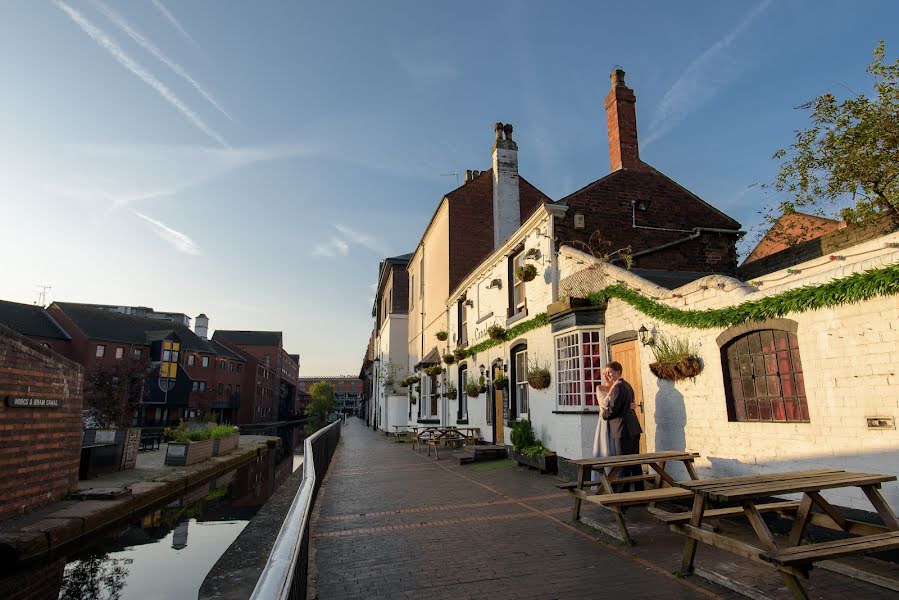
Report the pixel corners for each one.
[425,428,481,460]
[562,451,700,544]
[668,468,899,600]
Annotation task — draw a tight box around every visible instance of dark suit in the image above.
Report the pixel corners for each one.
[602,378,643,490]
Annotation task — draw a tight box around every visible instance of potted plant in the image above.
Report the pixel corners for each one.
[453,347,468,361]
[493,375,508,390]
[164,421,216,466]
[487,324,506,340]
[648,336,703,381]
[407,374,421,385]
[526,360,551,390]
[465,377,481,398]
[435,330,448,341]
[425,365,445,377]
[515,264,538,283]
[509,420,557,474]
[445,382,457,400]
[210,424,240,456]
[442,353,456,365]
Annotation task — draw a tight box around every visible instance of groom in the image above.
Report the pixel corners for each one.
[601,362,643,491]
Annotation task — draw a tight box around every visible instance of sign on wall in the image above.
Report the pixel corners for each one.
[5,396,60,408]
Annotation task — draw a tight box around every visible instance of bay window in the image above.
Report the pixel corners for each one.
[555,330,604,409]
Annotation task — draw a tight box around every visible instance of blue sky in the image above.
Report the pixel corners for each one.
[0,1,895,374]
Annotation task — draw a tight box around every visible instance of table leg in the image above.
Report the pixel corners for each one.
[808,491,849,531]
[573,465,585,521]
[683,459,699,481]
[679,493,706,575]
[647,462,677,487]
[743,501,810,600]
[788,494,814,546]
[862,485,899,530]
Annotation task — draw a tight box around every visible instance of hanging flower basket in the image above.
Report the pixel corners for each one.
[493,376,508,390]
[527,368,551,390]
[453,348,468,361]
[424,365,445,377]
[435,331,448,341]
[650,356,703,381]
[487,324,506,340]
[465,383,481,398]
[442,353,456,365]
[407,374,420,385]
[515,264,538,283]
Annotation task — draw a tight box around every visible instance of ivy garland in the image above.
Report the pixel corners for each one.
[467,312,550,356]
[587,262,899,329]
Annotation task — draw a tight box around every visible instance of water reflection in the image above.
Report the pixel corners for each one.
[0,422,306,600]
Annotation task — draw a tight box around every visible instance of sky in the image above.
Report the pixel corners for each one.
[0,1,895,375]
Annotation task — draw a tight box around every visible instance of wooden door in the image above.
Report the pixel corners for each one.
[493,364,504,444]
[610,340,646,452]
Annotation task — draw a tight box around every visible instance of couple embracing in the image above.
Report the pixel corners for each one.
[592,361,643,489]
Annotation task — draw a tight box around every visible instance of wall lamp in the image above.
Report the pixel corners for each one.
[638,325,655,347]
[524,248,541,260]
[464,299,474,308]
[486,278,502,290]
[634,199,652,211]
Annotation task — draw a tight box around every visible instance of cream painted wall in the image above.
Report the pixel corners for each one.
[408,201,450,372]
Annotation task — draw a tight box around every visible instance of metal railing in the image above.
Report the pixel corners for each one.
[250,419,341,600]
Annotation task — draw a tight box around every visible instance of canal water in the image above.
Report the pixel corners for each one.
[0,421,307,600]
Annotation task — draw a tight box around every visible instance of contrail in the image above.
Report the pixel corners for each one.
[89,0,232,121]
[135,211,201,255]
[151,0,199,48]
[55,1,228,147]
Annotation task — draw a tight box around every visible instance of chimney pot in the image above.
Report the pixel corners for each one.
[465,169,473,183]
[503,123,513,141]
[494,122,504,142]
[473,170,480,179]
[611,68,626,85]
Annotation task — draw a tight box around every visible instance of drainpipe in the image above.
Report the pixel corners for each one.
[546,205,568,302]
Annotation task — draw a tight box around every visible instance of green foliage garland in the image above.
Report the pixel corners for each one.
[467,312,550,356]
[587,262,899,329]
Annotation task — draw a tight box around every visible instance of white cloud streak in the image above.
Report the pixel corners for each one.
[310,224,391,259]
[55,1,228,147]
[134,211,200,254]
[311,237,350,257]
[333,223,391,256]
[89,0,232,122]
[644,0,773,147]
[151,0,199,48]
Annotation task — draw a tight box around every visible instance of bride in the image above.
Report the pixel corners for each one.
[591,370,620,479]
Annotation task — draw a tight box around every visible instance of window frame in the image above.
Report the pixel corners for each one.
[508,248,527,318]
[115,347,124,359]
[457,363,467,421]
[554,328,606,410]
[96,344,106,358]
[201,356,209,368]
[510,343,528,419]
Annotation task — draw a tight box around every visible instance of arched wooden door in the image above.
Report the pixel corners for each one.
[493,363,504,444]
[610,340,646,452]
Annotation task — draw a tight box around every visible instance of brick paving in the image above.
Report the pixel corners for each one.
[309,419,897,600]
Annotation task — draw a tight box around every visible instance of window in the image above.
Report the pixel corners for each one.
[227,384,232,396]
[163,349,171,361]
[236,363,242,373]
[115,347,124,359]
[429,373,438,418]
[410,274,414,308]
[723,329,809,423]
[457,364,467,420]
[512,344,528,418]
[555,330,604,408]
[219,361,225,371]
[202,356,209,368]
[218,383,224,395]
[508,249,526,317]
[188,354,195,366]
[192,381,199,391]
[198,381,207,392]
[230,362,235,372]
[235,385,241,399]
[96,345,106,358]
[457,298,468,346]
[133,348,142,358]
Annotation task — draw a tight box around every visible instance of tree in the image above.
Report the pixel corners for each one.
[765,41,898,224]
[304,381,336,434]
[83,358,151,428]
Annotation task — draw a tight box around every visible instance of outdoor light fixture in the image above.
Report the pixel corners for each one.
[486,278,502,290]
[464,299,474,308]
[638,325,654,347]
[524,248,541,260]
[635,199,652,211]
[479,364,485,376]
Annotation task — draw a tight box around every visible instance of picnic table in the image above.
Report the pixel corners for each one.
[563,451,700,544]
[665,469,899,599]
[411,427,481,459]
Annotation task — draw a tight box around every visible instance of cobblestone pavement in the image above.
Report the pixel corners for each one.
[309,419,896,600]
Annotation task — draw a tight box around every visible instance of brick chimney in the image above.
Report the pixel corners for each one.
[492,122,520,248]
[605,68,643,172]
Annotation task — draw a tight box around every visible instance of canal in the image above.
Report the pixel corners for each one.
[0,421,308,600]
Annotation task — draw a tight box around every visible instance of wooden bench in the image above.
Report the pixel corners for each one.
[654,500,801,524]
[584,487,693,508]
[556,474,656,491]
[761,531,899,567]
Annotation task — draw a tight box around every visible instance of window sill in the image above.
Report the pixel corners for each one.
[506,310,528,327]
[456,419,469,425]
[417,418,440,424]
[552,409,600,414]
[476,312,495,325]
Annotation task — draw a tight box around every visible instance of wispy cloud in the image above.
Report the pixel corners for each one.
[55,1,228,147]
[311,237,350,257]
[151,0,199,49]
[89,0,232,122]
[644,0,773,147]
[310,224,390,259]
[134,211,200,254]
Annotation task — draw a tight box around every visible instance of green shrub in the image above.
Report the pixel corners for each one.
[522,443,554,458]
[510,419,537,453]
[210,424,237,439]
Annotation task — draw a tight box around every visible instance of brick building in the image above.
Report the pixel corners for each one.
[0,325,83,522]
[298,376,364,415]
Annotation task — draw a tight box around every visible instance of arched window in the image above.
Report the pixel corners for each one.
[510,342,528,419]
[722,329,808,423]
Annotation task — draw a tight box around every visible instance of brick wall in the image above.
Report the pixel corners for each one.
[0,325,83,522]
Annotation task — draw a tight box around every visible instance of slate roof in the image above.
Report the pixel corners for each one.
[0,300,71,340]
[209,339,247,361]
[212,330,283,347]
[629,269,716,290]
[52,302,220,354]
[414,347,441,369]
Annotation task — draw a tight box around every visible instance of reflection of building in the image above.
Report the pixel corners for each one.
[297,376,364,414]
[171,521,189,549]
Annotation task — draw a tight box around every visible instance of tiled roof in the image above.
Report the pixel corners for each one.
[743,212,844,265]
[0,300,70,340]
[209,340,246,361]
[52,302,219,354]
[212,330,282,346]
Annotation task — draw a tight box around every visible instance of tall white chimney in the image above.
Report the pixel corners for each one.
[492,122,520,248]
[195,313,209,340]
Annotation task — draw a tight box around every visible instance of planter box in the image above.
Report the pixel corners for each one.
[510,449,558,475]
[165,438,214,466]
[212,433,240,456]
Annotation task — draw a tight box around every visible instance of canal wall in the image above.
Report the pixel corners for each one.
[0,435,280,568]
[0,325,83,522]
